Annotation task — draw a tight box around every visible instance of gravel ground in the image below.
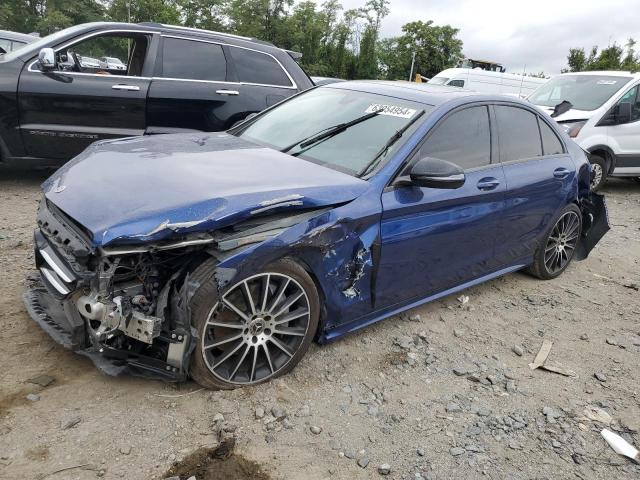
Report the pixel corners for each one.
[0,170,639,480]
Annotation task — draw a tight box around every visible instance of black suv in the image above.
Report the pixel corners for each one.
[0,22,313,167]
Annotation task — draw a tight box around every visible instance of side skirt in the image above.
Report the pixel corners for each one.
[319,263,528,344]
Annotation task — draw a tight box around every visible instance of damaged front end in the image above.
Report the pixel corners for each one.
[24,200,205,380]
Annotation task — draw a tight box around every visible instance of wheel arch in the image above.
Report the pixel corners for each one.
[588,145,617,175]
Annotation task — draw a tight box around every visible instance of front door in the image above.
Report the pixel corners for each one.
[18,30,155,160]
[375,105,507,309]
[609,84,640,171]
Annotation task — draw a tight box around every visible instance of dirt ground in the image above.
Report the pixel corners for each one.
[0,170,639,480]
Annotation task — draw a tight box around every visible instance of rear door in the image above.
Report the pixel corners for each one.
[493,104,576,266]
[376,104,507,309]
[147,35,237,132]
[18,30,155,160]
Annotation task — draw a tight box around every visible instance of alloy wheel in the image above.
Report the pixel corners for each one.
[543,211,580,274]
[590,163,603,190]
[201,272,311,385]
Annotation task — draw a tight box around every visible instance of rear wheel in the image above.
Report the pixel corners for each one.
[589,154,607,191]
[527,204,582,280]
[189,258,319,389]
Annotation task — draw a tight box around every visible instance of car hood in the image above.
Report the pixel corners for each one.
[43,133,369,247]
[536,106,595,122]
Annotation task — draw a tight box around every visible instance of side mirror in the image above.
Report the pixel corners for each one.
[616,102,632,124]
[38,48,56,70]
[409,157,465,189]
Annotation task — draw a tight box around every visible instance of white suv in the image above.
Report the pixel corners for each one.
[529,71,640,190]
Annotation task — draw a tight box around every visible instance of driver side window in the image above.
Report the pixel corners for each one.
[615,85,640,123]
[52,33,149,77]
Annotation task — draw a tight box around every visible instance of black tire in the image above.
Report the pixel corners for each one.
[188,257,320,389]
[527,204,582,280]
[633,177,640,184]
[589,154,608,191]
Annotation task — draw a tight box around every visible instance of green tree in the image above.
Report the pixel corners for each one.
[107,0,181,24]
[566,47,586,72]
[179,0,227,31]
[378,20,463,80]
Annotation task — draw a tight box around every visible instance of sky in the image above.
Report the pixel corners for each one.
[335,0,640,74]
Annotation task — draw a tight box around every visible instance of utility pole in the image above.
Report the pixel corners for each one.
[408,51,416,81]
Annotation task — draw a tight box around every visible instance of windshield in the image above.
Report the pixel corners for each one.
[1,24,88,62]
[234,87,430,176]
[428,76,449,85]
[529,74,632,111]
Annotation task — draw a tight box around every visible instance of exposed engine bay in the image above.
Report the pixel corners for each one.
[24,198,327,381]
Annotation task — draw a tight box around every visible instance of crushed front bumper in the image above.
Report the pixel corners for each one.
[23,273,187,382]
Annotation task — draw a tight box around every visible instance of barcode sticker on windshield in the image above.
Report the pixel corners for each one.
[597,80,618,85]
[365,104,416,118]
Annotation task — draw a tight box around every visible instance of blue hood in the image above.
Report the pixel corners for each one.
[43,133,369,247]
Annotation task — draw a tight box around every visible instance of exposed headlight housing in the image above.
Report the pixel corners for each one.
[559,120,588,138]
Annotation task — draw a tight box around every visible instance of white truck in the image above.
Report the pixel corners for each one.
[427,67,547,97]
[528,71,640,190]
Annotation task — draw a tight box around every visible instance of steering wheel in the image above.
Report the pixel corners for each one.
[68,50,82,72]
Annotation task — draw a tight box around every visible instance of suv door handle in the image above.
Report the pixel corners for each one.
[216,89,240,96]
[553,167,571,178]
[476,177,500,191]
[112,84,140,91]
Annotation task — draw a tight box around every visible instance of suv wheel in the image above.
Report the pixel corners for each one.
[589,155,607,191]
[188,258,319,389]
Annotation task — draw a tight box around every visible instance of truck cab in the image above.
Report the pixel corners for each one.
[0,22,312,168]
[528,71,640,190]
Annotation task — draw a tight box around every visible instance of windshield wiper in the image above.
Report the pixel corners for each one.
[358,110,425,178]
[280,110,381,154]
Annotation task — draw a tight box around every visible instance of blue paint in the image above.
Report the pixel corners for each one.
[40,84,597,342]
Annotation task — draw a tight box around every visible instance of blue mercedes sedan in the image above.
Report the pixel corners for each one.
[25,81,609,389]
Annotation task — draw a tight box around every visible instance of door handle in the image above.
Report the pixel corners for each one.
[112,84,140,91]
[216,89,240,96]
[553,167,571,178]
[476,177,500,191]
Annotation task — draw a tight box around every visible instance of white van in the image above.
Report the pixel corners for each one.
[528,71,640,190]
[427,68,547,97]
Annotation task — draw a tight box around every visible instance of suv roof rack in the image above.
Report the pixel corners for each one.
[138,22,274,46]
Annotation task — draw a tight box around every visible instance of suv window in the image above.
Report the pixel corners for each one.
[539,120,564,155]
[615,85,640,123]
[418,105,491,170]
[447,79,465,88]
[229,47,292,87]
[494,106,542,162]
[162,37,227,82]
[49,33,148,76]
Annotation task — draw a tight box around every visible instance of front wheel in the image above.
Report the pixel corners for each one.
[188,258,319,389]
[589,155,607,191]
[527,204,582,280]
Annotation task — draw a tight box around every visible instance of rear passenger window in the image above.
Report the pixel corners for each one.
[229,47,292,87]
[162,37,226,81]
[419,106,491,170]
[539,120,564,155]
[447,79,465,88]
[494,106,542,162]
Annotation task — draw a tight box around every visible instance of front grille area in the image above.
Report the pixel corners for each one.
[34,229,78,297]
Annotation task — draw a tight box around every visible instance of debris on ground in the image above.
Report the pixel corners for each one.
[528,339,577,377]
[601,429,640,463]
